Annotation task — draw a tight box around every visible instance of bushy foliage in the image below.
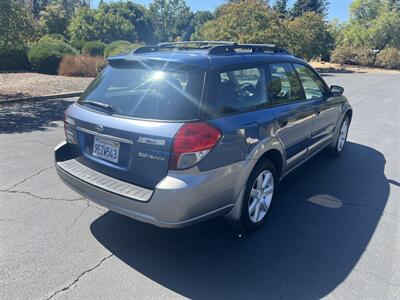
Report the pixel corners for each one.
[284,12,334,60]
[104,41,141,57]
[58,55,103,77]
[291,0,329,17]
[0,44,29,70]
[149,0,193,42]
[68,7,136,43]
[331,44,375,66]
[38,34,68,43]
[99,2,155,44]
[0,1,38,46]
[190,11,215,41]
[82,41,106,56]
[70,40,87,52]
[331,44,359,64]
[28,39,77,74]
[197,1,283,44]
[39,4,69,35]
[376,48,400,69]
[340,1,400,51]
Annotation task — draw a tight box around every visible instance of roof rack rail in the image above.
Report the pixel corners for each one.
[131,41,235,54]
[131,41,291,56]
[208,43,291,55]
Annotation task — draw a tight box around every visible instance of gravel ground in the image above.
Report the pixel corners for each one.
[1,72,400,300]
[0,72,93,100]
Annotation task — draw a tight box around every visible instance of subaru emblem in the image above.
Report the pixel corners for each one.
[96,125,104,133]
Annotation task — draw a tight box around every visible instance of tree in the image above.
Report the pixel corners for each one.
[272,0,288,17]
[0,0,38,46]
[285,12,334,59]
[291,0,329,17]
[189,11,214,41]
[349,0,383,21]
[149,0,193,42]
[67,7,136,43]
[196,1,284,44]
[341,0,400,55]
[99,2,155,44]
[39,3,69,35]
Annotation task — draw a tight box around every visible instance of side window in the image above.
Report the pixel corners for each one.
[294,64,326,100]
[214,66,267,114]
[268,63,303,105]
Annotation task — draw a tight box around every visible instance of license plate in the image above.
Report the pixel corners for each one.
[93,136,120,163]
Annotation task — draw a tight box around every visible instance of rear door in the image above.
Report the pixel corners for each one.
[198,64,273,170]
[64,62,205,189]
[266,63,314,170]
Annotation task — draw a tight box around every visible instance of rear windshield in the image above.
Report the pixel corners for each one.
[78,63,205,121]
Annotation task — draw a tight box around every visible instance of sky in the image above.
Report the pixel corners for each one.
[91,0,352,21]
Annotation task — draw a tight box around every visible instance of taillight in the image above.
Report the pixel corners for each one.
[169,122,222,170]
[64,112,76,143]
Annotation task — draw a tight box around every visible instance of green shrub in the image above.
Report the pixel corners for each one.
[104,40,141,57]
[355,48,375,67]
[38,34,67,43]
[376,48,400,69]
[331,45,358,65]
[82,41,106,56]
[58,55,103,77]
[331,45,375,67]
[0,44,30,70]
[28,39,76,74]
[70,40,86,53]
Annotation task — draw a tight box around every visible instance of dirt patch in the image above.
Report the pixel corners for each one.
[309,61,400,74]
[0,72,93,101]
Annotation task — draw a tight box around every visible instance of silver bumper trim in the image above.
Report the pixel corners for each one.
[57,159,153,202]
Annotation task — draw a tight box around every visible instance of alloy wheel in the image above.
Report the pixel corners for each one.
[248,170,274,223]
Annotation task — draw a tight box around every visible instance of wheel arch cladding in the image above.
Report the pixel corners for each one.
[257,149,283,178]
[345,109,353,123]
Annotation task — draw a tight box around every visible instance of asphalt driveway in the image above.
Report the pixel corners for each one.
[1,72,399,299]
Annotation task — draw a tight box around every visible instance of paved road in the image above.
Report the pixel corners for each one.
[1,72,399,300]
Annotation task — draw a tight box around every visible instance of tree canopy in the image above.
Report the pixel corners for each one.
[291,0,329,17]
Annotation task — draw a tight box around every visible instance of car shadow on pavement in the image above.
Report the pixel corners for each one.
[91,142,389,299]
[0,99,73,134]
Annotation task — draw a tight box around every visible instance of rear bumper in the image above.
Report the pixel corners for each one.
[55,141,243,228]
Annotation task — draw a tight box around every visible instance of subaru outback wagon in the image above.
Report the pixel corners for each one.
[56,41,352,231]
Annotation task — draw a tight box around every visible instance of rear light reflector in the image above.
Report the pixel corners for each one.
[64,112,76,143]
[169,122,222,170]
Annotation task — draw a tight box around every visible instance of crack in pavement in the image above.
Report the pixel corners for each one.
[2,165,54,191]
[66,202,90,231]
[0,190,84,202]
[45,254,113,300]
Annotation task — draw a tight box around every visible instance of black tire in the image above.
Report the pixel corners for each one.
[327,115,350,157]
[236,159,278,232]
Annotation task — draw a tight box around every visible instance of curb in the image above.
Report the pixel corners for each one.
[0,91,83,104]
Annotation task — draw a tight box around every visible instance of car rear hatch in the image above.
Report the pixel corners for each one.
[63,58,206,189]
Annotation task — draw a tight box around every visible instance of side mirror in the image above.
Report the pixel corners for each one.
[330,85,344,97]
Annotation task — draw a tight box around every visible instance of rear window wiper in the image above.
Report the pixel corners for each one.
[81,100,115,114]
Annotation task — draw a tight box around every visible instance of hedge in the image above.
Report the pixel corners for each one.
[82,41,106,57]
[104,40,141,58]
[0,44,30,71]
[70,40,86,53]
[28,39,77,74]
